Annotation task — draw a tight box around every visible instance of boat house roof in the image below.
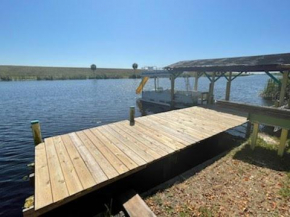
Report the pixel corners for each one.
[165,53,290,72]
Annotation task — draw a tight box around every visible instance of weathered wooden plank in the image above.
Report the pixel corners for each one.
[76,130,119,179]
[180,108,244,125]
[135,120,189,146]
[120,190,156,217]
[84,129,129,174]
[192,106,247,122]
[53,136,83,195]
[69,133,108,184]
[102,124,154,165]
[146,115,202,142]
[167,109,241,128]
[61,134,96,189]
[119,122,174,155]
[152,115,213,139]
[92,127,138,170]
[217,100,290,119]
[45,137,69,202]
[158,111,237,134]
[138,117,195,144]
[35,143,53,210]
[100,126,146,166]
[111,123,161,160]
[132,122,185,150]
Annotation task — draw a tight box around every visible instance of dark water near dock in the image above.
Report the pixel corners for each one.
[0,75,271,216]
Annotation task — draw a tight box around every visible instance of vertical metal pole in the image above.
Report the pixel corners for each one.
[31,120,43,146]
[279,71,289,106]
[225,72,232,101]
[129,106,135,126]
[154,77,157,91]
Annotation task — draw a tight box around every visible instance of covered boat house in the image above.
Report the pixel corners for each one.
[138,53,290,108]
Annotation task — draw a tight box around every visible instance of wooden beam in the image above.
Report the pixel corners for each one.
[279,71,289,106]
[119,190,156,217]
[225,72,232,101]
[251,122,259,150]
[278,128,288,156]
[217,100,290,120]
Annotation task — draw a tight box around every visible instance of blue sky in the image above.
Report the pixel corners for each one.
[1,0,290,68]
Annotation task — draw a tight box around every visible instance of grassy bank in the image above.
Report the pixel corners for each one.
[0,65,254,81]
[145,134,290,216]
[0,65,142,81]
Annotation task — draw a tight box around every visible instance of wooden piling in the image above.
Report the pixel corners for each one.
[31,120,43,146]
[194,72,198,91]
[130,106,135,126]
[279,71,289,106]
[209,72,216,104]
[278,128,288,156]
[251,122,259,150]
[225,72,232,101]
[170,76,175,108]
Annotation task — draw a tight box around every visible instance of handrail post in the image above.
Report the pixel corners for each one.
[31,120,43,145]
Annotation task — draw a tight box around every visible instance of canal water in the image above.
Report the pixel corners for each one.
[0,74,271,216]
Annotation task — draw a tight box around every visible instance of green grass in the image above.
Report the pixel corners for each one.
[0,65,141,81]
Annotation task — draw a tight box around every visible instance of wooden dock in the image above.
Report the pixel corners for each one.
[31,106,246,216]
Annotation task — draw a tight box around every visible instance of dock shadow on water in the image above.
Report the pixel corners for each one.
[233,138,290,172]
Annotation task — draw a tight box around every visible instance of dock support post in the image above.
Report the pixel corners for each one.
[170,76,175,108]
[130,106,135,126]
[279,71,289,106]
[251,122,259,150]
[31,120,43,146]
[245,121,252,138]
[208,72,216,104]
[194,72,198,91]
[225,72,232,101]
[278,128,288,156]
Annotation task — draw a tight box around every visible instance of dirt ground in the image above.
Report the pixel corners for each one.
[145,135,290,217]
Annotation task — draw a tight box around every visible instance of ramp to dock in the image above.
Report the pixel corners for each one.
[34,106,246,215]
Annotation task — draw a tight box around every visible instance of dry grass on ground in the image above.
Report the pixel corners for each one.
[145,135,290,217]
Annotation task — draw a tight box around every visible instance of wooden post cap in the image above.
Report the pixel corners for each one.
[31,120,39,125]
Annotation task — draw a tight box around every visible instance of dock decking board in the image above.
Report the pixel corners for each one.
[34,106,247,215]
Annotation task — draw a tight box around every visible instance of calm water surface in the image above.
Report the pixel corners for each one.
[0,75,271,216]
